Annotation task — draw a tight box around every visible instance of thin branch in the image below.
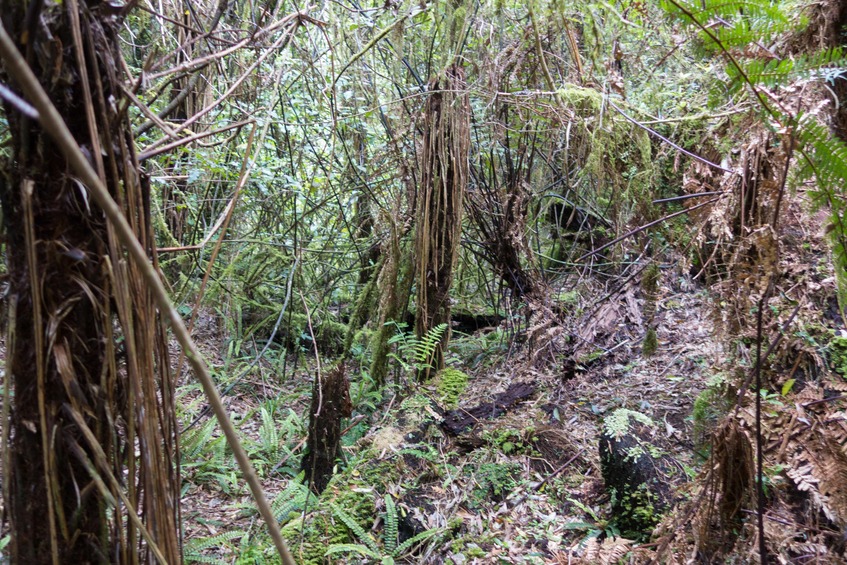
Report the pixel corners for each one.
[608,99,734,174]
[577,195,724,261]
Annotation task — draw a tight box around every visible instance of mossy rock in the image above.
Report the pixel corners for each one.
[599,409,670,539]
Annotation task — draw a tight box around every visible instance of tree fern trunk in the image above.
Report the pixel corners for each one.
[0,3,181,562]
[414,64,470,377]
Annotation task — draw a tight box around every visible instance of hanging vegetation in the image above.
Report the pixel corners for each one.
[414,64,471,377]
[0,1,181,561]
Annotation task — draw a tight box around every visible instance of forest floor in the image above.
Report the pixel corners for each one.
[176,260,724,564]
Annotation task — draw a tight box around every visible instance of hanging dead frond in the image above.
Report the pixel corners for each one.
[0,0,181,561]
[414,64,470,377]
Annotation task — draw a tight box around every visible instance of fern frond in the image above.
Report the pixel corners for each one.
[183,530,246,564]
[798,117,847,192]
[272,476,310,523]
[384,495,398,554]
[330,502,380,554]
[324,543,382,559]
[183,556,230,565]
[182,418,217,459]
[660,0,793,49]
[727,49,847,89]
[393,527,443,555]
[259,406,280,460]
[415,323,448,368]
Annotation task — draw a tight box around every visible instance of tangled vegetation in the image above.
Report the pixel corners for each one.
[3,0,847,563]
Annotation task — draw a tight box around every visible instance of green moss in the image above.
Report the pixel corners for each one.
[281,474,384,563]
[557,290,580,305]
[642,263,661,296]
[557,85,602,114]
[614,483,661,539]
[436,367,469,408]
[827,331,847,376]
[468,463,521,506]
[482,427,536,456]
[691,376,731,452]
[604,409,654,439]
[642,327,658,356]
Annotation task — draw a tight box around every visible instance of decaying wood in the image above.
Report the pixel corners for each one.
[302,363,353,493]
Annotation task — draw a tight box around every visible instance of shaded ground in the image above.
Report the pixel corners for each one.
[173,258,720,563]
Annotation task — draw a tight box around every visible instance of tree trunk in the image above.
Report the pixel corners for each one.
[414,65,470,377]
[302,364,352,493]
[0,3,181,562]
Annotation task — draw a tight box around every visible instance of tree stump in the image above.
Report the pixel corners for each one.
[302,364,352,493]
[599,409,670,539]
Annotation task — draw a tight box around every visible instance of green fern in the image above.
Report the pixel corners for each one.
[329,502,381,554]
[384,495,399,554]
[258,406,280,461]
[393,527,443,557]
[660,0,793,49]
[726,48,847,90]
[387,322,448,373]
[326,495,443,562]
[183,530,246,564]
[324,543,383,561]
[797,117,847,316]
[271,474,310,524]
[414,323,448,368]
[659,0,847,318]
[182,417,217,460]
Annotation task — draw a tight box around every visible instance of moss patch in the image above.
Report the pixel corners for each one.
[436,367,469,408]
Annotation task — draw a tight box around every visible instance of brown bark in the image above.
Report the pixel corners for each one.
[414,65,470,377]
[0,1,180,562]
[302,364,352,493]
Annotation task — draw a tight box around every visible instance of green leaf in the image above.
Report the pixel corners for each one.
[393,527,443,555]
[781,379,796,396]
